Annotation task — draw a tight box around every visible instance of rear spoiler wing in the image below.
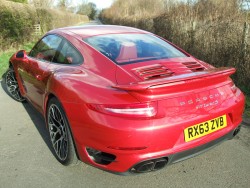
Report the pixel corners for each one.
[112,67,235,91]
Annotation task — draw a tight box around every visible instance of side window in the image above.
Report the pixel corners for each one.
[54,39,83,65]
[29,35,63,62]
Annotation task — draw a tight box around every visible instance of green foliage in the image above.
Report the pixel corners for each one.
[241,85,250,116]
[0,1,37,51]
[88,2,97,20]
[0,42,35,79]
[57,0,71,9]
[7,0,27,3]
[36,8,53,32]
[0,0,88,51]
[0,9,34,46]
[0,51,13,79]
[77,2,97,20]
[244,96,250,117]
[246,96,250,109]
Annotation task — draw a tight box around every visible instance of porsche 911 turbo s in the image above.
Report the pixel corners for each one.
[5,25,245,174]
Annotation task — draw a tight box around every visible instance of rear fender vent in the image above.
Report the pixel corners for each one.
[182,62,205,72]
[133,65,174,80]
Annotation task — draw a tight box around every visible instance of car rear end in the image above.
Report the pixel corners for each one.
[79,30,245,174]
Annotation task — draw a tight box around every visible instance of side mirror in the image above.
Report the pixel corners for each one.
[16,50,27,59]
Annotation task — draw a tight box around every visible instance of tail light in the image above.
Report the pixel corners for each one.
[231,83,237,94]
[87,102,157,119]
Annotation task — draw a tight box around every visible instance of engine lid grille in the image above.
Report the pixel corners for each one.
[182,62,205,72]
[133,65,174,80]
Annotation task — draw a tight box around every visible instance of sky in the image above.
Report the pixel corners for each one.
[73,0,114,10]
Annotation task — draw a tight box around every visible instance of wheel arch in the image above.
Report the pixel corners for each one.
[44,92,62,122]
[9,61,13,68]
[44,92,81,161]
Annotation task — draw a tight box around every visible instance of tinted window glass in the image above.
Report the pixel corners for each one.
[54,40,83,65]
[84,34,187,64]
[29,35,62,62]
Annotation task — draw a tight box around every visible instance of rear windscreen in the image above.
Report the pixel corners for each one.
[84,34,187,64]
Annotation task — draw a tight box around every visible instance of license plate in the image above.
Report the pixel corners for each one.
[184,115,227,142]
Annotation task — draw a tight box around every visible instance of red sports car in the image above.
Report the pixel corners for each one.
[5,25,245,174]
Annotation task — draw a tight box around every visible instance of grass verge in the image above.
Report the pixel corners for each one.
[0,42,35,79]
[246,96,250,117]
[241,86,250,118]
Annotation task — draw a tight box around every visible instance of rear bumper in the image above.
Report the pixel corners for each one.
[168,125,240,164]
[120,125,241,175]
[63,89,245,174]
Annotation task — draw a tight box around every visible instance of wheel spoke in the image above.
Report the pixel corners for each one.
[9,85,17,93]
[49,125,59,142]
[50,107,63,127]
[48,104,68,161]
[5,70,24,102]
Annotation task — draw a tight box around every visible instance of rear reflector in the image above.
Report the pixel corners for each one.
[87,102,157,119]
[231,84,237,94]
[107,146,147,150]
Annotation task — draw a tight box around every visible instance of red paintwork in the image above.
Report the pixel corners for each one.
[10,25,245,173]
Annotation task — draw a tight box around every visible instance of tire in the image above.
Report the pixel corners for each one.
[47,98,79,166]
[5,68,25,102]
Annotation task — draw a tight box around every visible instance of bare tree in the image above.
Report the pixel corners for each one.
[76,1,97,19]
[29,0,54,8]
[57,0,72,10]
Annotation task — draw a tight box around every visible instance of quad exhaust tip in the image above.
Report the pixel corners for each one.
[130,158,168,173]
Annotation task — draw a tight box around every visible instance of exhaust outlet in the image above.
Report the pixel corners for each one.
[136,161,154,173]
[153,158,168,170]
[131,158,168,173]
[233,126,241,136]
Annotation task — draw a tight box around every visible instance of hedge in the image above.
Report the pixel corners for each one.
[0,0,89,51]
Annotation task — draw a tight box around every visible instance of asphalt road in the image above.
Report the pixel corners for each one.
[0,76,250,188]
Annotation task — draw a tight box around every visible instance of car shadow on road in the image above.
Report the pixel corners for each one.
[1,72,55,156]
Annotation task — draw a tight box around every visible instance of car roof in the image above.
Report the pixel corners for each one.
[52,25,149,38]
